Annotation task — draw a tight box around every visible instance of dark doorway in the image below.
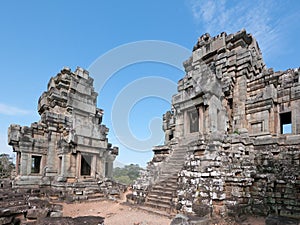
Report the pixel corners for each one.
[31,155,41,174]
[105,162,109,177]
[81,155,91,176]
[189,110,199,133]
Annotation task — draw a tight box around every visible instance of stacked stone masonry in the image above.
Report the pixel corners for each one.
[133,29,300,220]
[8,67,119,199]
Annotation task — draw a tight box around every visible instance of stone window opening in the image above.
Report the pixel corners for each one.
[80,155,91,176]
[280,112,292,134]
[31,155,41,174]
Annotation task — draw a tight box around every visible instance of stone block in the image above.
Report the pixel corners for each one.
[50,211,63,217]
[0,216,13,225]
[26,208,49,219]
[265,215,299,225]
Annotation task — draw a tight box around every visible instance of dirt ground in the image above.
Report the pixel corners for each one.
[62,200,171,225]
[62,200,266,225]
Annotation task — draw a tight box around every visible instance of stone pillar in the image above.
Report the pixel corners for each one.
[232,74,247,131]
[97,157,104,178]
[15,152,20,175]
[76,152,81,178]
[175,112,184,138]
[20,153,28,176]
[91,155,96,178]
[105,161,113,178]
[209,97,218,133]
[183,110,188,136]
[199,106,204,133]
[41,154,47,176]
[27,154,32,175]
[45,131,58,177]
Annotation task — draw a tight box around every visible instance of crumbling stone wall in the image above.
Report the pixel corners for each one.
[0,179,66,225]
[251,144,300,217]
[177,140,300,219]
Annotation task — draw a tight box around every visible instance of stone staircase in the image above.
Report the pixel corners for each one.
[144,146,187,212]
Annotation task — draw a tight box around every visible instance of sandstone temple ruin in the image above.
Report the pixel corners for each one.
[5,29,300,223]
[133,29,300,220]
[8,67,118,195]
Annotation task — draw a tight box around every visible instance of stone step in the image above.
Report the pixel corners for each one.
[0,193,24,198]
[159,173,179,178]
[6,204,29,214]
[160,165,182,170]
[167,156,185,159]
[149,189,174,197]
[170,155,186,158]
[151,187,176,194]
[0,200,27,208]
[145,201,171,211]
[158,175,178,180]
[168,158,185,161]
[136,205,174,218]
[172,151,187,154]
[147,194,172,201]
[144,146,188,212]
[160,170,179,174]
[87,193,105,200]
[163,161,184,165]
[157,176,178,182]
[171,154,186,157]
[147,195,172,204]
[161,167,182,171]
[147,199,171,207]
[172,151,186,154]
[154,184,176,190]
[152,183,177,191]
[160,180,177,185]
[171,156,185,159]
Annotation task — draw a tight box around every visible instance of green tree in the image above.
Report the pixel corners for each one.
[0,153,15,178]
[113,164,142,185]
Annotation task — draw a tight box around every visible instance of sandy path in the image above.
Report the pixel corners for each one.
[62,200,171,225]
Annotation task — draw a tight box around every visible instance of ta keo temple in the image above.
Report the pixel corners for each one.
[5,29,300,223]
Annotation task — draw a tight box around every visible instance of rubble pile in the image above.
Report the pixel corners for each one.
[0,179,64,225]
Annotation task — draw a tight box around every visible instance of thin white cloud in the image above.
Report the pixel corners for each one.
[0,103,33,116]
[188,0,283,58]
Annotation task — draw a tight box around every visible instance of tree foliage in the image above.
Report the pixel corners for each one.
[113,164,142,185]
[0,153,15,178]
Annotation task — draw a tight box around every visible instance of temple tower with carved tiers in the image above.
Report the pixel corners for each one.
[8,67,118,192]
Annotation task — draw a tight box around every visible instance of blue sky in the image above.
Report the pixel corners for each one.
[0,0,299,167]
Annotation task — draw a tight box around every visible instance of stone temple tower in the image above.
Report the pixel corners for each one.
[8,67,118,192]
[133,30,300,220]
